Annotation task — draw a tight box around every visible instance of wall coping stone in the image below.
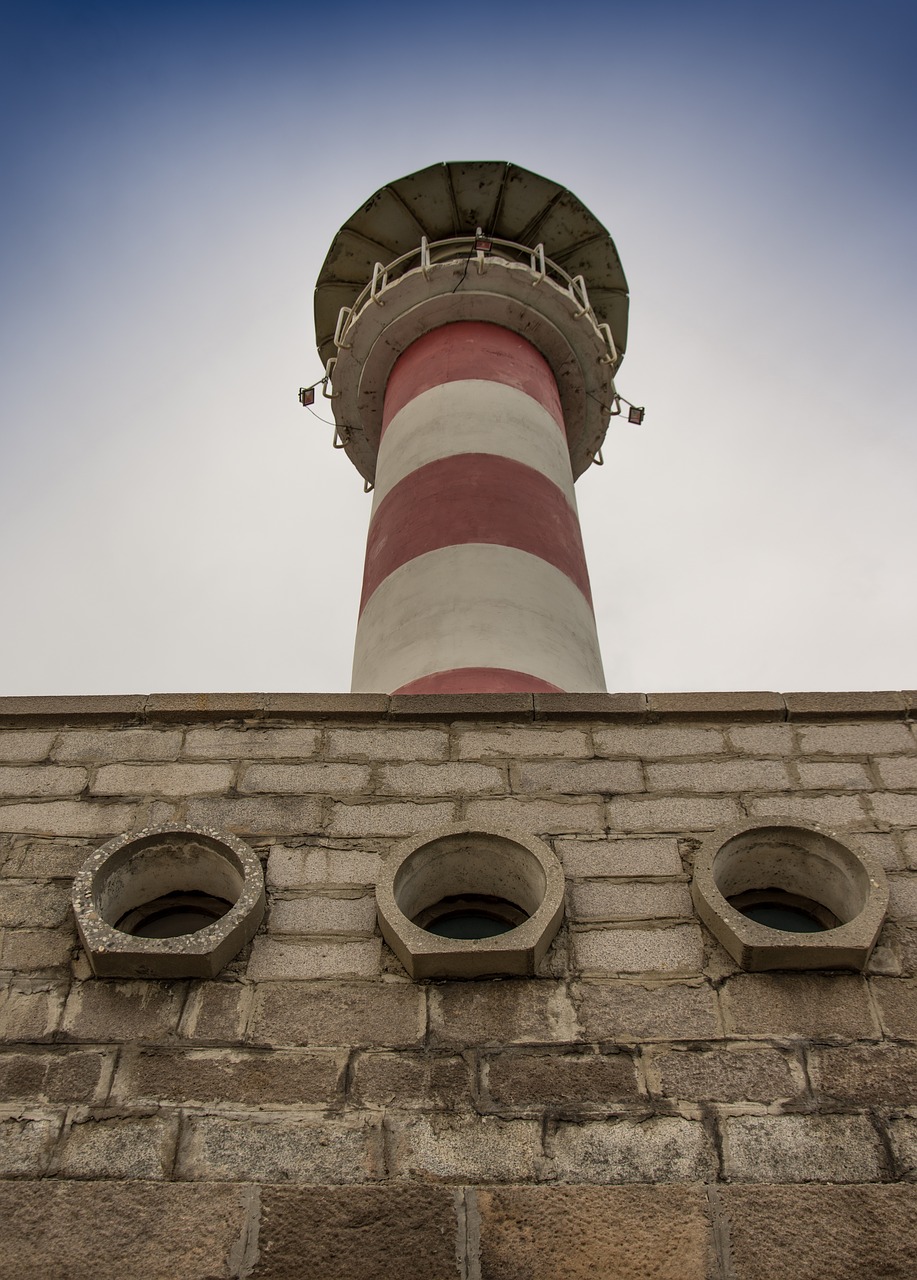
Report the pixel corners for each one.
[783,692,908,720]
[0,690,912,727]
[534,694,648,720]
[646,693,785,722]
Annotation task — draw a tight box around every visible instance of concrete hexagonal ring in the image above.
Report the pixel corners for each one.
[72,824,266,979]
[376,823,565,980]
[691,819,888,971]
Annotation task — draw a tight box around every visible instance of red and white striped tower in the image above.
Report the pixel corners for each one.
[314,162,629,694]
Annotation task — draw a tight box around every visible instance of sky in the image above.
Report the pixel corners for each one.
[1,0,915,696]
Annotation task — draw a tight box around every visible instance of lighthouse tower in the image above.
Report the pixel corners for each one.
[314,161,629,694]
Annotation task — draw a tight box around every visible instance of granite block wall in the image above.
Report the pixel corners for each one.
[1,691,917,1278]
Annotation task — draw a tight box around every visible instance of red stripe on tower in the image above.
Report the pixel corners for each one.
[380,323,567,437]
[393,669,565,695]
[359,452,593,613]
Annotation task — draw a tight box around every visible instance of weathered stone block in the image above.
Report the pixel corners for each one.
[0,880,69,931]
[893,926,917,975]
[0,980,67,1041]
[186,795,323,836]
[91,763,234,796]
[574,980,720,1043]
[0,927,74,969]
[389,693,533,720]
[376,761,505,796]
[536,692,650,719]
[456,727,590,759]
[844,830,901,870]
[183,726,321,759]
[721,973,877,1039]
[719,1184,917,1280]
[350,1051,470,1109]
[889,875,917,919]
[247,937,381,981]
[647,692,783,721]
[60,979,186,1042]
[570,881,692,922]
[593,725,726,758]
[796,760,873,790]
[867,930,903,976]
[810,1044,917,1105]
[871,977,917,1038]
[0,800,137,837]
[177,1113,381,1183]
[264,694,389,719]
[270,893,377,935]
[0,695,144,721]
[648,1045,799,1103]
[0,1116,61,1175]
[0,765,87,797]
[555,837,683,878]
[52,729,183,763]
[57,1114,177,1179]
[785,691,907,719]
[250,982,425,1048]
[0,731,55,763]
[476,1185,712,1280]
[483,1049,639,1109]
[463,797,604,834]
[327,801,456,837]
[145,693,264,719]
[252,1185,460,1280]
[267,845,380,888]
[0,880,70,928]
[512,760,644,796]
[721,1113,884,1182]
[902,830,917,870]
[388,1113,542,1181]
[2,841,91,878]
[889,1116,917,1178]
[178,981,250,1043]
[726,724,797,756]
[798,723,916,755]
[328,727,449,762]
[573,925,703,975]
[605,794,742,832]
[746,793,869,827]
[549,1116,714,1182]
[0,1048,109,1102]
[0,1179,250,1280]
[870,793,917,827]
[240,762,370,795]
[114,1046,344,1106]
[429,980,577,1048]
[647,760,791,793]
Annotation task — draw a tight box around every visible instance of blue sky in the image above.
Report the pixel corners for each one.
[1,0,915,694]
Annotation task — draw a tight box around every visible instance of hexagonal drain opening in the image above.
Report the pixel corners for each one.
[116,891,234,938]
[73,824,265,979]
[415,894,529,939]
[376,825,565,979]
[691,821,888,971]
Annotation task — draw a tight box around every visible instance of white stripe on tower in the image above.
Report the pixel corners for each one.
[350,320,606,694]
[369,380,577,512]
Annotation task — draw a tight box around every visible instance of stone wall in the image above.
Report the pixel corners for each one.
[1,690,916,1279]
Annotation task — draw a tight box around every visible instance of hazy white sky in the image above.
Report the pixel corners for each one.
[1,0,914,695]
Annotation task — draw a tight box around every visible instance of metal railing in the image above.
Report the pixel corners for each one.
[328,234,620,379]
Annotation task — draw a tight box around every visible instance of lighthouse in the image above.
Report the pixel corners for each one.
[314,161,629,694]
